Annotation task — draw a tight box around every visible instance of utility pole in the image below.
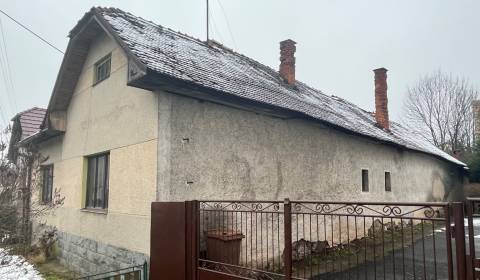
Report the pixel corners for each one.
[206,0,209,41]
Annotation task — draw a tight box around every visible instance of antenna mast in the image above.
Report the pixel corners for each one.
[206,0,210,41]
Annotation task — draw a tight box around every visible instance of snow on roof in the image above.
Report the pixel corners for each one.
[94,7,465,167]
[12,107,46,140]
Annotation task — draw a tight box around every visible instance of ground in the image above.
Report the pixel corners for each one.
[0,248,76,280]
[0,248,43,280]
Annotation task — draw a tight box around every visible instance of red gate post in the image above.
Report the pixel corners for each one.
[186,200,199,280]
[150,202,188,280]
[284,198,292,280]
[453,202,467,280]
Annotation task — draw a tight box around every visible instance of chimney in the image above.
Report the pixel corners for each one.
[373,67,390,130]
[279,39,296,85]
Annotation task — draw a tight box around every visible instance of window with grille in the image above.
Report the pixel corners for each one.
[41,165,54,203]
[93,54,111,85]
[362,169,369,192]
[85,153,109,209]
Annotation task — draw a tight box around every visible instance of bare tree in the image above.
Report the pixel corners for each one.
[0,126,64,255]
[403,70,478,155]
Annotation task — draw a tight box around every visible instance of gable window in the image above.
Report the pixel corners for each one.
[85,153,109,209]
[385,172,391,192]
[93,54,111,85]
[41,165,54,203]
[361,169,369,192]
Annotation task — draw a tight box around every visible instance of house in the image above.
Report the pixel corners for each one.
[5,107,47,245]
[25,7,466,275]
[7,107,47,162]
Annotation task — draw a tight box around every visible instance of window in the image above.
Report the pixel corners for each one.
[385,172,391,192]
[85,153,109,209]
[41,165,54,203]
[93,54,111,84]
[361,169,369,192]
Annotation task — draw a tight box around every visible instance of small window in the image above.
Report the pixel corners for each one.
[361,169,369,192]
[85,153,109,209]
[385,172,391,192]
[93,54,111,85]
[41,165,54,203]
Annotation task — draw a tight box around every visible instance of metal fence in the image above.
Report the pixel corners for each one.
[75,262,148,280]
[466,197,480,280]
[197,199,453,280]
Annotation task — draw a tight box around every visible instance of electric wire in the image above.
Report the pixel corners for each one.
[0,16,17,114]
[216,0,237,49]
[0,8,64,54]
[0,25,14,119]
[208,3,226,44]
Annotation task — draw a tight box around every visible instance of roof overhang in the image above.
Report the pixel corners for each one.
[43,8,147,129]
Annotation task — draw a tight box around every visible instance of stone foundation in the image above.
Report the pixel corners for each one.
[56,231,148,275]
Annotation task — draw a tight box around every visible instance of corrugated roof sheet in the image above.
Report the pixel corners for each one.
[92,7,464,166]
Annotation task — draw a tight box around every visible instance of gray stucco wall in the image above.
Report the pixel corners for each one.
[157,91,464,203]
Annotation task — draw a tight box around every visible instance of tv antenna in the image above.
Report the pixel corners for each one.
[206,0,210,41]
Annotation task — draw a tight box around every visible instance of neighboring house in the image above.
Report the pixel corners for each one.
[25,7,466,275]
[7,107,47,162]
[6,107,47,244]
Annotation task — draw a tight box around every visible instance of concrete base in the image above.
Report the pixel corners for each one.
[56,231,148,275]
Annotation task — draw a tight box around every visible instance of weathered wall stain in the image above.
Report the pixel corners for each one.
[161,93,464,203]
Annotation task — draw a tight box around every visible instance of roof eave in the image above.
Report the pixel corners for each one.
[129,69,467,168]
[45,7,148,118]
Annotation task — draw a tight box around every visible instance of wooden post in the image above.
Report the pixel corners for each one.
[284,198,292,280]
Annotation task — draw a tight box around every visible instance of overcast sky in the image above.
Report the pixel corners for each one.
[0,0,478,127]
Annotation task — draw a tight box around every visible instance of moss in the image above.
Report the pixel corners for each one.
[36,260,78,280]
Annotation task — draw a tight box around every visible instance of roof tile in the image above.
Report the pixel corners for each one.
[94,7,464,166]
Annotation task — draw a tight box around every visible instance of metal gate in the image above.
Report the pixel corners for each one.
[466,198,480,280]
[149,200,475,280]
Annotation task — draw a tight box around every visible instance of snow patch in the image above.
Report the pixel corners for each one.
[0,248,43,280]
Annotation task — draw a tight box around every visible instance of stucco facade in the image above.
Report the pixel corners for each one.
[37,32,158,273]
[157,93,463,203]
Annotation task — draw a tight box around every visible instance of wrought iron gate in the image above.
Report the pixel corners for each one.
[466,198,480,280]
[149,200,479,280]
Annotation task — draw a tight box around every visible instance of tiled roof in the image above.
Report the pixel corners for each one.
[91,7,464,166]
[12,107,46,140]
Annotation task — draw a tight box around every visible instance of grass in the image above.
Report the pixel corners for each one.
[36,260,78,280]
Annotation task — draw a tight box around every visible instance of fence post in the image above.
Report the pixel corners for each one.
[284,198,292,280]
[185,200,198,280]
[445,204,454,280]
[466,200,476,280]
[452,202,467,280]
[143,261,148,280]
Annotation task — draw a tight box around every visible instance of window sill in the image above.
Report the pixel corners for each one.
[80,208,108,215]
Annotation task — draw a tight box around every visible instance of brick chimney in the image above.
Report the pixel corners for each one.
[373,67,390,130]
[279,39,296,85]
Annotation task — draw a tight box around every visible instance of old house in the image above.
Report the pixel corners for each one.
[26,7,465,274]
[5,107,47,245]
[7,107,47,162]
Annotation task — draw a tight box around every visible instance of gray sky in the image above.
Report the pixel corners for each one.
[0,0,479,127]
